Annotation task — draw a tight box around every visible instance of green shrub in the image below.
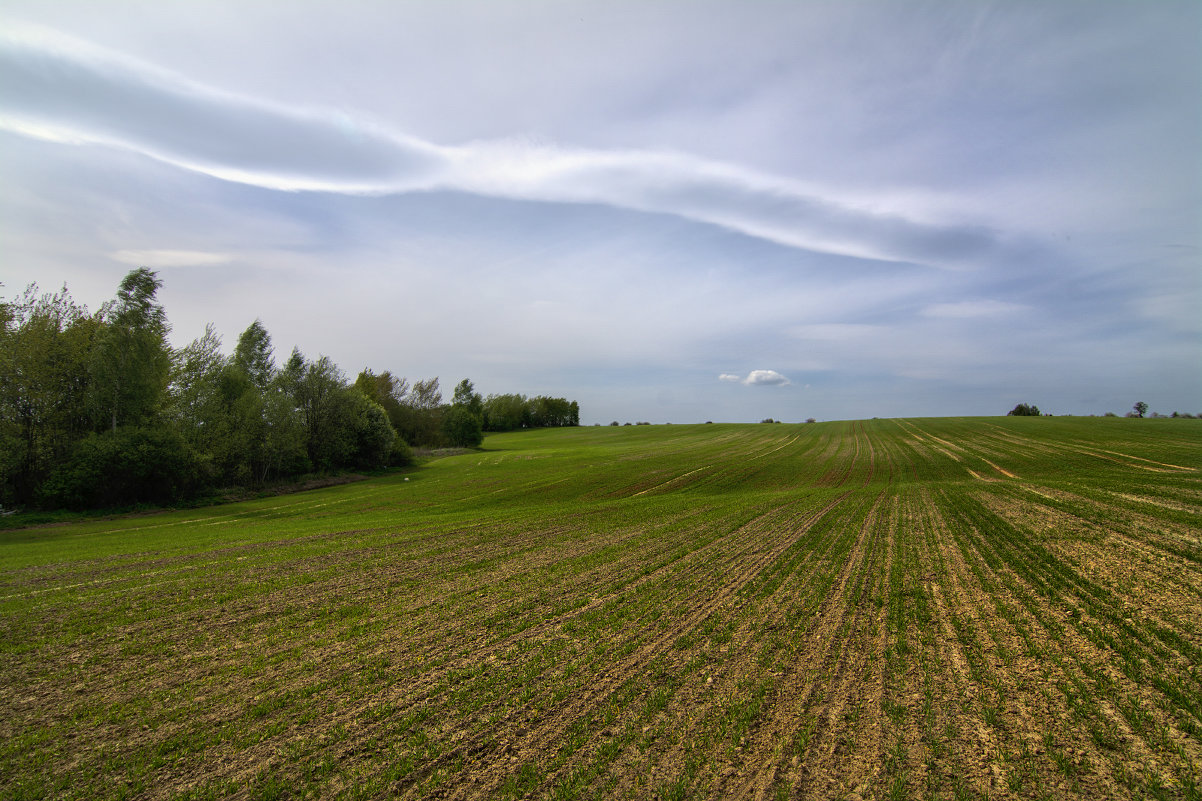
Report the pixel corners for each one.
[39,426,207,510]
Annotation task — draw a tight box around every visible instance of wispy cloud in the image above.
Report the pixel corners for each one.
[111,249,232,267]
[721,370,790,386]
[0,22,1016,270]
[920,300,1027,319]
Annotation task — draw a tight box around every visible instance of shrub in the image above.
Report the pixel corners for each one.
[441,406,484,448]
[39,426,206,510]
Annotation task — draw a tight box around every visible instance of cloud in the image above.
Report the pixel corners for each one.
[0,22,1016,269]
[111,249,231,267]
[920,300,1027,319]
[789,323,883,341]
[722,370,791,386]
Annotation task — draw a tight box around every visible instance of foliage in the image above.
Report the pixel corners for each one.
[483,393,579,431]
[1007,403,1041,416]
[38,425,205,509]
[2,271,578,510]
[232,318,275,389]
[346,390,397,469]
[442,405,485,448]
[1133,401,1149,418]
[452,378,484,420]
[90,268,172,433]
[0,284,99,506]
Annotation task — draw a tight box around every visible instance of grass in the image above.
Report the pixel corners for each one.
[1,416,1200,799]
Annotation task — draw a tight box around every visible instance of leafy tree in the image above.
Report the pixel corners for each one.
[355,369,413,449]
[398,377,443,446]
[483,393,530,432]
[442,405,484,447]
[346,389,397,469]
[0,284,100,505]
[260,374,310,479]
[232,319,275,389]
[1007,403,1041,417]
[452,378,484,420]
[409,377,442,410]
[1133,401,1148,418]
[168,324,226,435]
[281,350,356,471]
[90,268,172,432]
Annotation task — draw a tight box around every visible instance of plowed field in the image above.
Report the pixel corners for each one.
[2,417,1200,799]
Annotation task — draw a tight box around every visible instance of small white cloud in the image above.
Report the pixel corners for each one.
[721,370,791,386]
[111,249,232,267]
[745,369,790,386]
[920,300,1026,319]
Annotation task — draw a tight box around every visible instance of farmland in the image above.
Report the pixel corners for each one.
[1,417,1200,800]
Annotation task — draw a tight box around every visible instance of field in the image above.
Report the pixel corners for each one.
[1,417,1200,800]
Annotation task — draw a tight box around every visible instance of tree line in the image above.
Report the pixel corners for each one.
[1,269,578,511]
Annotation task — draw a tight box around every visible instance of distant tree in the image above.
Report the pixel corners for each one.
[346,390,397,469]
[483,393,531,432]
[401,377,443,446]
[90,268,172,432]
[281,350,357,470]
[0,283,100,505]
[409,377,442,411]
[232,319,275,389]
[1008,403,1041,417]
[442,405,484,448]
[355,369,413,449]
[1133,401,1148,418]
[452,379,484,420]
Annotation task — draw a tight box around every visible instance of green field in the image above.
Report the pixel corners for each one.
[2,417,1200,800]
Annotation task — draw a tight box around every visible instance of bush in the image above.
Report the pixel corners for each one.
[1007,403,1041,417]
[39,426,206,510]
[347,392,397,470]
[389,437,414,467]
[441,406,484,448]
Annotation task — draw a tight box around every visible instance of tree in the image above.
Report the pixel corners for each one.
[1008,403,1041,417]
[398,377,443,446]
[90,268,172,432]
[232,319,275,389]
[0,284,100,505]
[452,378,484,420]
[483,393,530,432]
[282,350,357,471]
[442,405,484,447]
[346,390,397,469]
[1133,401,1148,418]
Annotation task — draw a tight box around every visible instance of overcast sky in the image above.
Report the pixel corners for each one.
[2,0,1199,423]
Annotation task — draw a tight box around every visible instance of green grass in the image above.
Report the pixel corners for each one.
[1,417,1199,799]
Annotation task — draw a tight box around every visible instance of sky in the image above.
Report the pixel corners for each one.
[1,0,1199,424]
